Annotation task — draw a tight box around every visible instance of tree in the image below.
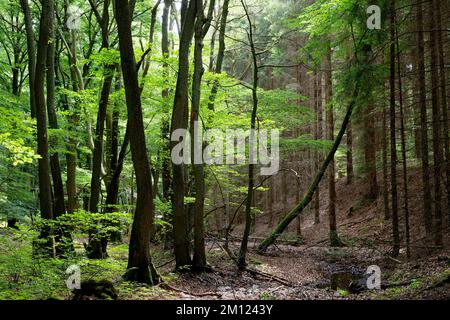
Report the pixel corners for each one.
[34,0,54,255]
[191,0,215,271]
[389,0,400,257]
[171,0,196,269]
[237,0,259,268]
[414,0,432,237]
[428,0,443,246]
[46,6,66,219]
[325,43,340,247]
[207,0,230,111]
[20,0,36,118]
[115,0,160,284]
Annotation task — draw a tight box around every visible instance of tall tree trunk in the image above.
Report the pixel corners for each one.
[171,0,196,268]
[89,0,115,215]
[396,27,410,258]
[115,0,160,285]
[63,1,84,214]
[325,44,340,247]
[315,72,323,224]
[46,8,66,219]
[161,0,173,202]
[87,0,117,259]
[104,68,123,214]
[20,0,36,118]
[191,0,215,270]
[191,0,206,270]
[34,0,54,255]
[389,0,400,257]
[428,0,443,246]
[207,0,230,111]
[346,121,353,185]
[415,1,432,237]
[314,72,321,224]
[238,0,258,268]
[434,0,450,226]
[382,97,390,221]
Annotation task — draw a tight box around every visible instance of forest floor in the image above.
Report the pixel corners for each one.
[1,170,449,300]
[116,168,450,300]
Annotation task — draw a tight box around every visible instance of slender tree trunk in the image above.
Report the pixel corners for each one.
[428,0,443,246]
[105,127,129,213]
[389,0,400,257]
[415,1,433,237]
[238,0,258,268]
[325,44,340,247]
[46,9,66,218]
[207,0,230,111]
[191,0,206,270]
[382,97,390,221]
[171,0,196,268]
[396,27,410,258]
[346,121,353,185]
[17,0,36,230]
[12,50,20,96]
[314,72,323,224]
[434,0,450,225]
[63,2,84,214]
[161,0,173,202]
[20,0,36,118]
[34,0,54,256]
[89,0,115,215]
[115,0,160,285]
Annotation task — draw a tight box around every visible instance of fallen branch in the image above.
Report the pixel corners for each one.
[159,282,222,298]
[244,267,292,287]
[258,84,360,253]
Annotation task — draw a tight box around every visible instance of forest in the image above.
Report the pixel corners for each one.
[0,0,449,302]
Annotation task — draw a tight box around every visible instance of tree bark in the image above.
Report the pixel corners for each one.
[396,27,410,257]
[171,0,196,268]
[238,0,258,268]
[207,0,230,111]
[20,0,36,118]
[382,96,390,221]
[34,0,54,256]
[428,0,443,246]
[191,0,215,270]
[346,121,353,185]
[46,7,66,218]
[415,1,432,237]
[87,0,116,259]
[115,0,160,285]
[161,0,173,202]
[89,0,115,215]
[389,0,400,257]
[325,44,340,247]
[434,0,450,227]
[314,72,323,225]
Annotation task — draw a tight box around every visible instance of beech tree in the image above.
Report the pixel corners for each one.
[115,0,159,284]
